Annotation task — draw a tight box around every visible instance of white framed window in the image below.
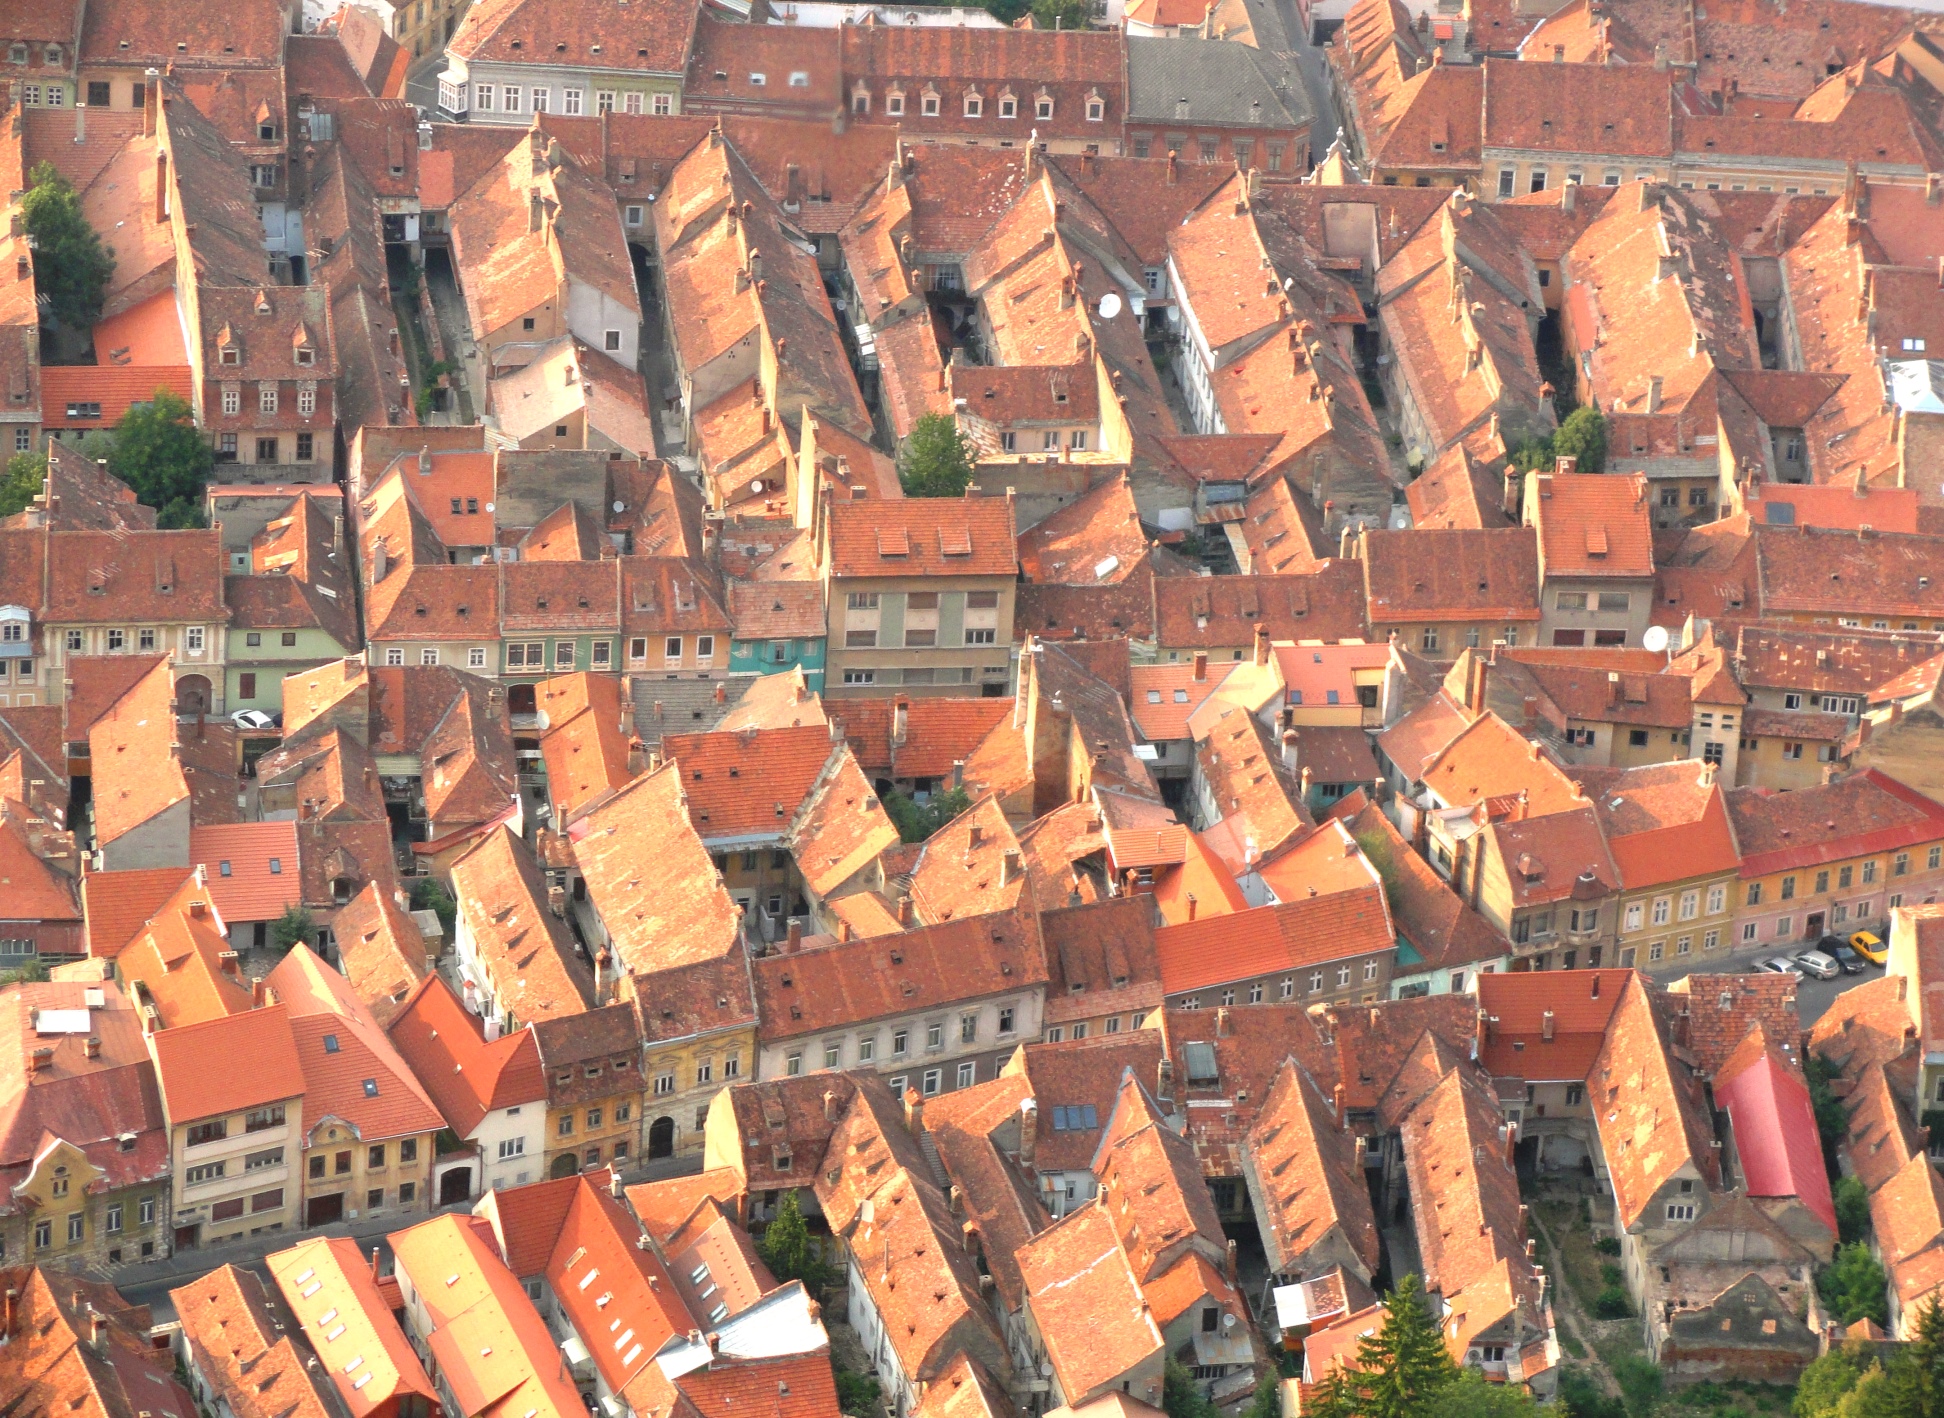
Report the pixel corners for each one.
[553,641,575,669]
[1651,897,1670,926]
[475,84,494,111]
[922,1068,942,1096]
[186,627,205,653]
[530,87,549,112]
[222,387,241,416]
[503,85,522,113]
[563,87,583,115]
[1035,97,1052,119]
[696,635,715,664]
[625,205,643,226]
[591,641,612,667]
[385,648,404,666]
[297,386,315,416]
[964,94,981,118]
[789,71,809,87]
[886,93,904,116]
[921,92,939,116]
[259,384,278,415]
[468,647,487,669]
[624,91,643,115]
[652,93,671,115]
[999,96,1016,118]
[1624,902,1643,932]
[748,72,767,86]
[1086,98,1103,121]
[604,329,622,352]
[596,90,614,113]
[1706,884,1726,914]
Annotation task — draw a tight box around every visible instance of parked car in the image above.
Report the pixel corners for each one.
[1817,935,1867,973]
[1793,950,1841,980]
[1849,931,1888,966]
[1756,956,1806,977]
[230,709,278,731]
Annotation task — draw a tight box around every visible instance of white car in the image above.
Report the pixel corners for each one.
[1756,956,1805,977]
[1793,950,1841,981]
[230,709,278,731]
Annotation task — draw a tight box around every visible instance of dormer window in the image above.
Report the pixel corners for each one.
[44,45,59,65]
[296,346,314,366]
[1036,96,1053,120]
[964,90,982,118]
[852,85,870,114]
[1085,90,1104,121]
[220,347,240,366]
[259,121,276,140]
[748,72,766,86]
[886,88,904,116]
[921,89,939,117]
[8,45,25,64]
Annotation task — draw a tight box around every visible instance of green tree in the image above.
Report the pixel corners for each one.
[0,452,45,518]
[1243,1375,1283,1418]
[1836,1175,1872,1247]
[898,412,975,498]
[0,956,49,986]
[1820,1242,1892,1327]
[1840,1362,1921,1418]
[272,905,318,952]
[1797,1345,1868,1418]
[1029,0,1092,26]
[1437,1372,1537,1418]
[108,390,213,520]
[1558,1369,1626,1418]
[1354,829,1404,914]
[884,785,972,844]
[1809,1053,1852,1156]
[21,161,114,331]
[1349,1276,1461,1418]
[1163,1358,1220,1418]
[834,1367,881,1418]
[1908,1298,1944,1418]
[758,1190,831,1290]
[1551,407,1608,474]
[411,877,458,940]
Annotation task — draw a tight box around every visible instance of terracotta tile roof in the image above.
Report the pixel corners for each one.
[385,976,544,1144]
[172,1265,338,1418]
[117,868,257,1029]
[1398,1066,1542,1336]
[0,1268,200,1418]
[756,907,1045,1043]
[1345,804,1505,974]
[1727,769,1944,877]
[624,1167,745,1244]
[1129,661,1225,743]
[188,821,301,923]
[1527,472,1656,579]
[535,673,633,824]
[1732,624,1944,696]
[1806,973,1915,1084]
[1037,892,1162,1022]
[266,946,444,1142]
[679,1353,840,1418]
[776,747,895,904]
[545,1178,694,1393]
[1663,973,1800,1078]
[1568,762,1739,889]
[84,663,184,844]
[726,580,825,643]
[330,882,429,1029]
[1016,1202,1164,1402]
[822,494,1016,580]
[1490,804,1618,909]
[253,729,390,826]
[915,1074,1050,1312]
[150,1003,303,1124]
[450,825,594,1023]
[389,1213,588,1418]
[908,795,1024,923]
[662,724,838,842]
[267,1236,439,1418]
[1154,567,1369,650]
[80,867,193,961]
[1872,1148,1944,1310]
[1755,526,1944,622]
[0,982,169,1199]
[1153,885,1391,997]
[1358,526,1541,625]
[570,762,742,975]
[1018,475,1147,587]
[1588,974,1720,1230]
[1418,709,1585,815]
[1245,1058,1381,1277]
[1841,1061,1920,1195]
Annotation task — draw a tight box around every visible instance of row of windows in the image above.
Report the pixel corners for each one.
[785,1010,1016,1074]
[1392,626,1524,654]
[219,385,318,415]
[215,432,316,464]
[1554,591,1631,613]
[1130,135,1292,170]
[27,1196,156,1250]
[557,1101,634,1134]
[1043,1014,1141,1042]
[1745,849,1931,906]
[853,87,1101,123]
[63,626,206,654]
[1622,886,1728,931]
[1740,896,1895,944]
[1178,962,1381,1007]
[997,429,1088,453]
[473,84,670,116]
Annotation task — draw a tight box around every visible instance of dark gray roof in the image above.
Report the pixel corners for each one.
[629,675,752,747]
[1124,36,1314,130]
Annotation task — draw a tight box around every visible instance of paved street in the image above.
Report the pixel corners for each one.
[1795,961,1877,1028]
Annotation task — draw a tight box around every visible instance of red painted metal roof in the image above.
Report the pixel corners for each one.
[1715,1047,1837,1236]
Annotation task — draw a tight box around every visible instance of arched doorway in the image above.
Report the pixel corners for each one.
[549,1151,579,1179]
[438,1166,472,1205]
[508,682,537,716]
[175,674,212,716]
[648,1116,676,1159]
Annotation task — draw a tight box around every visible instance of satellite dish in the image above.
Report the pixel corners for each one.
[612,500,625,513]
[1642,625,1671,654]
[750,479,766,495]
[1097,292,1123,321]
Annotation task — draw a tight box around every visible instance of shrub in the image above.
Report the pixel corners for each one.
[1594,1286,1633,1319]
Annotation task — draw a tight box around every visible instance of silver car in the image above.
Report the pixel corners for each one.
[1756,956,1805,977]
[1793,950,1841,980]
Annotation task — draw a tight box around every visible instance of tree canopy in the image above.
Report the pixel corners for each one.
[0,453,45,519]
[108,390,213,526]
[899,412,976,498]
[22,162,115,332]
[1304,1277,1528,1418]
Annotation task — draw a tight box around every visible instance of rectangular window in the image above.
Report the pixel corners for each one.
[476,84,494,111]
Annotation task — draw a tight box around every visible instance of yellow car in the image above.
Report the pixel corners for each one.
[1849,931,1888,966]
